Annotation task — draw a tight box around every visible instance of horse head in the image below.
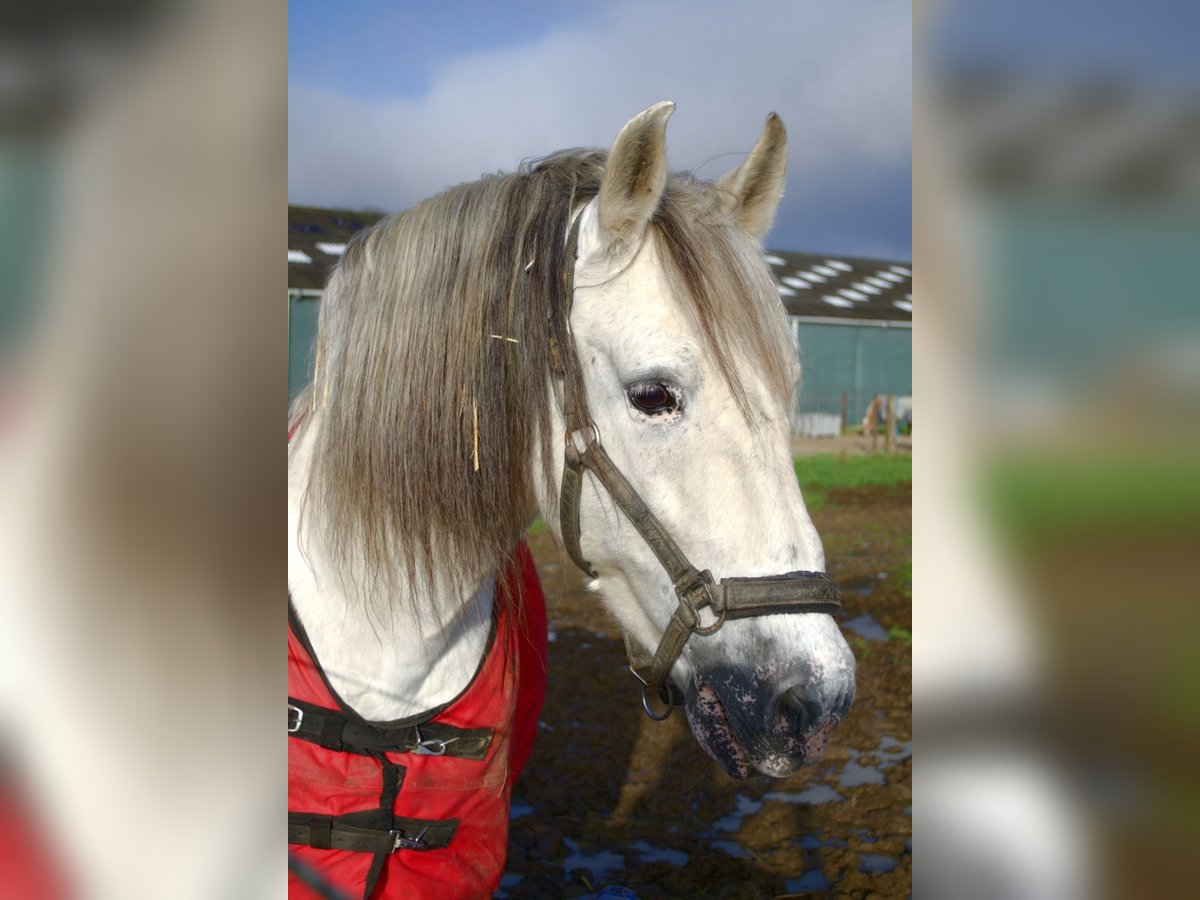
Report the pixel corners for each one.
[536,102,856,778]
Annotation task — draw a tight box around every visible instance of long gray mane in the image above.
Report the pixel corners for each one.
[291,149,796,608]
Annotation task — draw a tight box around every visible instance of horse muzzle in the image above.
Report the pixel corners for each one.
[683,654,856,779]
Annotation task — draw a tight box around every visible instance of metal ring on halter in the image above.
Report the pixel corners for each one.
[691,605,727,637]
[640,683,675,721]
[565,423,601,451]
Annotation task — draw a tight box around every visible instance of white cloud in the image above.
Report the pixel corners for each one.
[288,0,910,245]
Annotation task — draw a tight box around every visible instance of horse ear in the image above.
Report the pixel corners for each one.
[596,101,674,248]
[718,113,788,241]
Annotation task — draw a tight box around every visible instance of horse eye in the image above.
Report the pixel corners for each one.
[627,382,679,416]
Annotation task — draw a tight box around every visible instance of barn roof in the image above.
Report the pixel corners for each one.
[288,205,387,290]
[289,205,912,323]
[765,250,912,323]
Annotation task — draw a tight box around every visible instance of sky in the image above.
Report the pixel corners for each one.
[288,0,912,260]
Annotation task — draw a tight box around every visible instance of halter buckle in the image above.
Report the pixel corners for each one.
[674,569,725,635]
[287,704,303,733]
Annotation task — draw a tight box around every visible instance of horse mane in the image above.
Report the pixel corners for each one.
[291,149,796,610]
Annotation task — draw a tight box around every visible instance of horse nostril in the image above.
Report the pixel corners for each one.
[776,684,823,735]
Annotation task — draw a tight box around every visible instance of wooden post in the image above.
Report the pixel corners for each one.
[884,395,896,454]
[840,390,848,437]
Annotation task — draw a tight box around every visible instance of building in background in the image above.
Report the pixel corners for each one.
[287,206,385,400]
[288,207,913,429]
[766,250,912,435]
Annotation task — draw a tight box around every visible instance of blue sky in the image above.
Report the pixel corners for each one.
[289,1,912,260]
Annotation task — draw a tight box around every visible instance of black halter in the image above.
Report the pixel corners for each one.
[549,217,841,720]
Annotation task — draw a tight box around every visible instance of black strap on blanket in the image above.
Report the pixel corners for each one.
[288,811,459,855]
[288,697,492,760]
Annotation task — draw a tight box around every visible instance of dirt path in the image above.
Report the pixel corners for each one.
[502,485,912,898]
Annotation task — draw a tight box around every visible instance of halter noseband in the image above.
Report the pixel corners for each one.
[549,216,841,720]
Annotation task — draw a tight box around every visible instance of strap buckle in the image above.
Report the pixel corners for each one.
[287,704,303,733]
[392,826,430,851]
[674,569,725,636]
[412,725,457,756]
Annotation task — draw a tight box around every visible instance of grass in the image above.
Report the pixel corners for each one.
[982,451,1200,549]
[795,453,912,510]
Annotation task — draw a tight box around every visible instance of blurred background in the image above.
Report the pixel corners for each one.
[917,0,1199,897]
[0,1,283,897]
[0,0,1196,897]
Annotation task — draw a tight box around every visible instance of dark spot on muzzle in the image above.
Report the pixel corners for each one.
[685,664,854,777]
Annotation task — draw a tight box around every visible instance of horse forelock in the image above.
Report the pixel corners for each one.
[300,150,795,610]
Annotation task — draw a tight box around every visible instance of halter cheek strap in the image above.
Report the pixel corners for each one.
[550,216,841,718]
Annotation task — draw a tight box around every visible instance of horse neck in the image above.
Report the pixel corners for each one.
[288,415,495,722]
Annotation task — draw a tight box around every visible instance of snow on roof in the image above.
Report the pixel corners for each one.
[822,295,855,308]
[762,248,912,323]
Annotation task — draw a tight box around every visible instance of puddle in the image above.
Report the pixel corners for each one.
[839,575,878,597]
[839,760,886,788]
[713,794,763,832]
[629,839,688,867]
[786,870,831,892]
[562,837,625,878]
[509,799,536,819]
[859,853,899,874]
[837,736,911,789]
[764,784,843,804]
[879,735,912,761]
[843,613,889,642]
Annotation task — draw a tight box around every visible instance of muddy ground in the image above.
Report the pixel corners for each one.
[501,482,912,898]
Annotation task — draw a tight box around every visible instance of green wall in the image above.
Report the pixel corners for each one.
[795,321,911,421]
[288,294,320,402]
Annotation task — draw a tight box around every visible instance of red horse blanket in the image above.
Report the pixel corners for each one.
[288,542,547,899]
